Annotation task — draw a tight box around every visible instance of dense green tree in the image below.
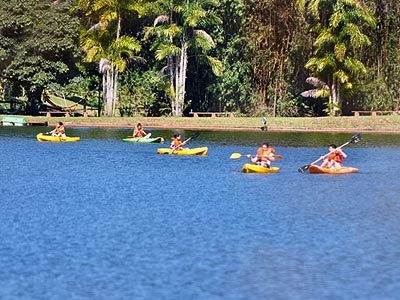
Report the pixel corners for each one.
[205,0,255,114]
[244,0,310,116]
[145,0,223,116]
[0,0,81,115]
[78,0,143,116]
[356,0,400,112]
[298,0,376,116]
[1,0,399,117]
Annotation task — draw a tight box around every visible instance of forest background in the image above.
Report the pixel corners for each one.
[0,0,399,118]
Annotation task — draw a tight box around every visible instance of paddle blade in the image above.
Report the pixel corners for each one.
[230,153,242,159]
[350,134,361,144]
[298,165,310,173]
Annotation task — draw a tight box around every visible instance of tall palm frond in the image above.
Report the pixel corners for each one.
[155,44,180,60]
[154,15,170,26]
[193,30,215,51]
[206,56,223,77]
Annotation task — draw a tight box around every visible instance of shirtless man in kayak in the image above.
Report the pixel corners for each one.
[247,142,275,168]
[133,123,147,137]
[320,144,347,168]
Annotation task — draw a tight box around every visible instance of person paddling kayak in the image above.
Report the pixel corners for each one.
[133,123,147,137]
[170,134,184,150]
[247,142,276,168]
[320,144,347,168]
[49,122,66,137]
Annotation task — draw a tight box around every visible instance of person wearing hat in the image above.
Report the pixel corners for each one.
[247,142,275,168]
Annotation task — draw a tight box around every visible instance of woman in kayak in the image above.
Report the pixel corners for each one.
[320,144,347,168]
[170,134,184,150]
[247,142,275,168]
[133,123,146,137]
[50,122,66,137]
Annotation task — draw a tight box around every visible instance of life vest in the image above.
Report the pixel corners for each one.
[256,147,275,162]
[328,150,344,165]
[55,125,65,134]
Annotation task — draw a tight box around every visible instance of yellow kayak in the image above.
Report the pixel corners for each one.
[242,164,280,174]
[36,133,80,142]
[308,165,358,174]
[157,147,208,156]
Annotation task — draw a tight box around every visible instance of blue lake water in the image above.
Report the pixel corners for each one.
[1,126,400,299]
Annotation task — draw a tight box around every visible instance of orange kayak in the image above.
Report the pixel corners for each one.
[308,165,358,174]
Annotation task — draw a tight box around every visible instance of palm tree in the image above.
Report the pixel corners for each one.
[298,0,376,115]
[78,0,143,116]
[145,0,223,116]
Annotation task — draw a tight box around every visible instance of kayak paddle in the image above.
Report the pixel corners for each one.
[172,132,200,150]
[298,134,362,173]
[230,153,282,159]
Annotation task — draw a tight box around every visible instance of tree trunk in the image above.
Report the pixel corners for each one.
[102,73,107,115]
[171,40,188,117]
[181,42,188,114]
[112,67,118,116]
[168,55,175,115]
[174,54,180,116]
[104,68,114,116]
[330,77,341,116]
[177,42,188,116]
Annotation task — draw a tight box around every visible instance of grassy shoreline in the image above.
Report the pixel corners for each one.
[12,115,400,134]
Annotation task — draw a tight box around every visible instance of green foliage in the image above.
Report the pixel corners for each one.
[208,58,255,113]
[147,0,222,75]
[0,0,81,114]
[1,0,399,117]
[350,68,399,112]
[300,0,376,115]
[117,69,170,116]
[47,66,100,108]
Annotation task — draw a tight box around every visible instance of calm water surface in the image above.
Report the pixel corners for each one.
[1,127,400,300]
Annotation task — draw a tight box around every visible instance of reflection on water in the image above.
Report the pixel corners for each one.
[0,126,400,300]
